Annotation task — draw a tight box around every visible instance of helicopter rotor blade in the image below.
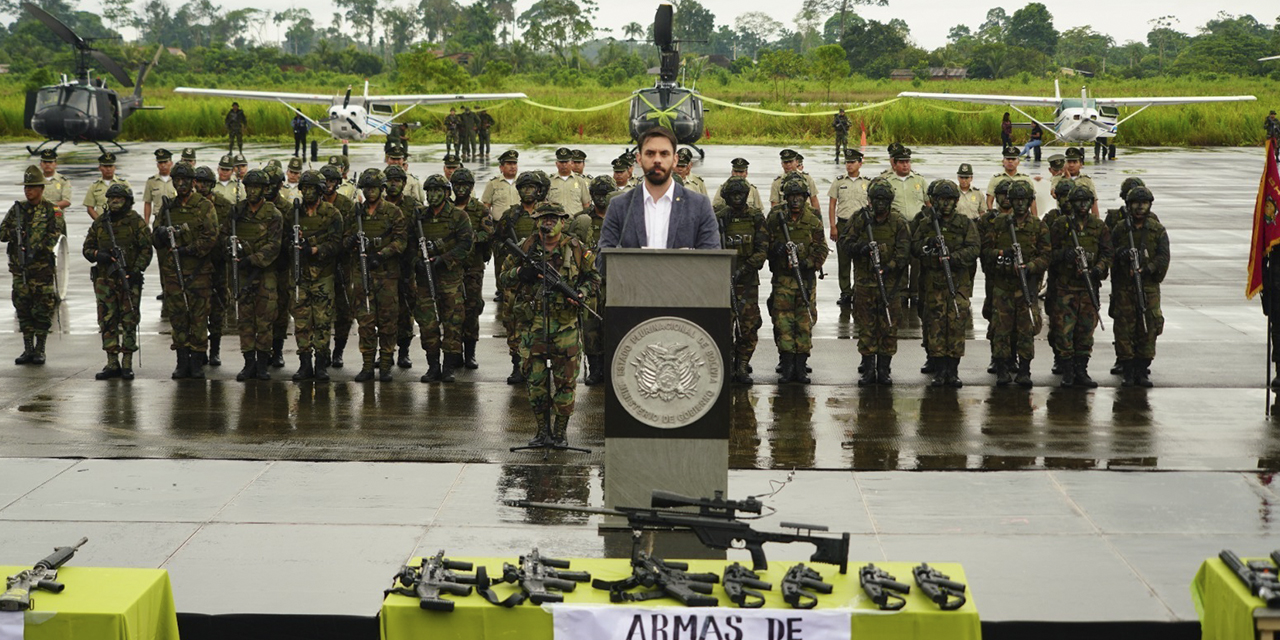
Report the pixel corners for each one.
[135,44,163,89]
[22,2,85,49]
[653,3,673,50]
[90,50,134,88]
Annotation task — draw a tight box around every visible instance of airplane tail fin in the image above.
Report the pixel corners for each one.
[364,80,370,103]
[1054,78,1061,102]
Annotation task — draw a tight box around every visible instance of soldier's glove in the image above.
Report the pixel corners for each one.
[178,245,196,257]
[295,236,309,252]
[155,231,172,248]
[415,261,429,277]
[518,264,540,283]
[133,272,145,287]
[343,235,359,251]
[850,242,870,258]
[95,250,114,264]
[367,253,382,269]
[768,243,788,260]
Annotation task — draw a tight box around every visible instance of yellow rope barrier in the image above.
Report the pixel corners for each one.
[697,95,900,116]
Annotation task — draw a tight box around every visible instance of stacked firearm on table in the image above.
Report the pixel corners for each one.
[1220,549,1280,608]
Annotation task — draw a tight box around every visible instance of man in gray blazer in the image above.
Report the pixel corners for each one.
[597,128,721,261]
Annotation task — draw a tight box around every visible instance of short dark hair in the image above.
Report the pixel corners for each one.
[638,127,678,154]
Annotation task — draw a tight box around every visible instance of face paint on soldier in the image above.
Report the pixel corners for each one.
[935,197,958,216]
[195,180,213,197]
[1130,201,1151,222]
[108,196,128,215]
[519,184,539,204]
[425,187,447,208]
[325,179,339,196]
[786,193,806,214]
[246,184,265,204]
[726,190,747,209]
[996,193,1011,211]
[539,216,564,240]
[453,184,472,203]
[871,195,893,218]
[592,192,610,210]
[301,184,320,205]
[386,178,405,198]
[1072,196,1092,216]
[174,176,194,198]
[362,185,382,203]
[1011,197,1032,217]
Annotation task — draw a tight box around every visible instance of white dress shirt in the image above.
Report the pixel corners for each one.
[643,180,675,248]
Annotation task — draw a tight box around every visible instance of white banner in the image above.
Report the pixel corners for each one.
[552,604,851,640]
[0,610,23,640]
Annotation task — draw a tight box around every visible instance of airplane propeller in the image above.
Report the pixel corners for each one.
[342,87,352,109]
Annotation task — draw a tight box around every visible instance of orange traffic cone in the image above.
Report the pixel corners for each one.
[860,122,868,149]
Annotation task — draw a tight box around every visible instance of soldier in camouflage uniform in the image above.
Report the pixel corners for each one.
[194,166,233,367]
[1103,177,1157,375]
[841,180,910,386]
[1049,184,1112,388]
[226,169,283,382]
[568,175,615,385]
[762,178,828,384]
[984,180,1051,387]
[320,163,357,369]
[83,184,152,380]
[410,174,474,382]
[1,167,65,365]
[1041,179,1076,375]
[153,162,219,379]
[1110,186,1167,388]
[288,170,344,381]
[452,168,493,370]
[383,164,420,370]
[976,177,1012,373]
[264,164,295,369]
[493,171,545,384]
[910,180,979,387]
[714,176,767,385]
[499,202,601,447]
[459,106,477,162]
[344,168,408,382]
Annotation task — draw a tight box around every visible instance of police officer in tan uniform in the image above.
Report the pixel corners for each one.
[38,149,71,210]
[83,152,130,220]
[482,150,520,220]
[828,148,871,307]
[547,147,590,212]
[956,163,985,219]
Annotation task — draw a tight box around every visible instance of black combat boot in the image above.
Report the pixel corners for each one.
[528,418,551,447]
[921,356,937,374]
[1110,357,1124,375]
[1051,356,1065,375]
[255,351,272,380]
[463,340,479,369]
[1059,356,1075,387]
[441,353,459,383]
[331,337,347,369]
[208,334,222,366]
[120,352,135,380]
[995,357,1013,386]
[778,353,795,384]
[876,355,893,386]
[270,338,285,368]
[1120,360,1136,387]
[96,353,121,380]
[931,356,948,387]
[506,355,525,384]
[947,357,964,388]
[355,353,376,382]
[292,352,315,381]
[15,335,34,365]
[172,348,191,380]
[31,335,46,365]
[1136,358,1153,388]
[734,359,753,386]
[987,358,998,374]
[421,352,442,383]
[397,337,413,369]
[189,351,207,379]
[551,414,570,448]
[794,354,811,384]
[1015,357,1034,388]
[314,349,330,381]
[236,352,256,382]
[584,355,604,386]
[1074,356,1098,389]
[378,355,393,382]
[857,355,877,386]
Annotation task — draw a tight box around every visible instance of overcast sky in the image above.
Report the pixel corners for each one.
[61,0,1280,51]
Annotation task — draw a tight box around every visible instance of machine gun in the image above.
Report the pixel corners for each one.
[929,212,961,315]
[415,217,440,322]
[292,199,302,301]
[912,563,966,611]
[355,211,372,312]
[503,238,602,321]
[859,563,910,611]
[102,214,133,315]
[160,197,190,312]
[1125,220,1147,337]
[1220,550,1280,607]
[485,548,591,606]
[781,564,832,610]
[1007,217,1037,326]
[1069,220,1104,330]
[511,490,850,574]
[228,204,241,321]
[592,552,719,607]
[6,201,28,285]
[779,215,815,324]
[0,537,88,611]
[385,550,491,612]
[723,562,771,608]
[863,212,894,326]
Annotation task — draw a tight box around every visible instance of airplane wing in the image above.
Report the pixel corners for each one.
[1095,96,1256,106]
[1259,55,1279,62]
[897,91,1061,107]
[174,87,340,104]
[365,92,527,105]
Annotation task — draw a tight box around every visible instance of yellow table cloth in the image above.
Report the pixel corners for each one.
[1192,557,1276,640]
[0,566,179,640]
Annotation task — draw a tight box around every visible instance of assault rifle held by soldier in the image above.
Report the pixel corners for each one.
[1008,217,1037,326]
[0,537,88,611]
[385,550,490,612]
[356,211,372,312]
[1125,220,1146,337]
[102,211,133,315]
[415,218,440,322]
[592,552,719,607]
[502,238,602,321]
[228,204,241,321]
[723,562,771,608]
[292,199,302,301]
[780,218,815,323]
[484,548,591,606]
[160,197,190,312]
[1220,549,1280,607]
[782,564,832,609]
[930,211,961,315]
[864,211,894,326]
[6,201,28,285]
[860,563,910,611]
[1070,221,1105,330]
[913,563,967,610]
[511,489,850,573]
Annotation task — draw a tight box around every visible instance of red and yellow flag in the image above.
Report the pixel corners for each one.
[1246,138,1280,299]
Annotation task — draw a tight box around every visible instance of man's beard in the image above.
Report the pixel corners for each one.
[645,165,671,186]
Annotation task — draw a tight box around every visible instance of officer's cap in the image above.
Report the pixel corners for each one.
[19,166,43,186]
[571,149,587,162]
[287,157,304,172]
[890,145,912,160]
[1047,153,1066,167]
[38,149,57,162]
[443,154,462,168]
[385,145,406,160]
[555,147,573,162]
[779,149,798,161]
[181,147,197,161]
[731,157,750,170]
[611,157,631,172]
[498,150,519,163]
[1001,146,1021,159]
[218,154,235,169]
[844,149,864,163]
[233,154,248,167]
[1065,147,1085,160]
[154,148,173,161]
[957,162,973,176]
[98,152,117,166]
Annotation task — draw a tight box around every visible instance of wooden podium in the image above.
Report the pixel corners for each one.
[600,248,736,518]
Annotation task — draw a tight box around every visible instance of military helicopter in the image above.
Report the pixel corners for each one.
[21,2,163,156]
[628,3,706,158]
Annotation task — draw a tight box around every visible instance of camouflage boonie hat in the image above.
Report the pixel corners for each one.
[611,157,630,172]
[385,144,406,159]
[570,149,587,162]
[181,147,197,161]
[218,154,236,169]
[531,202,569,219]
[19,166,43,186]
[957,163,973,176]
[731,157,750,170]
[443,154,462,168]
[39,149,57,162]
[1064,147,1086,160]
[154,148,173,161]
[497,150,519,163]
[98,152,117,166]
[554,147,573,162]
[287,157,304,172]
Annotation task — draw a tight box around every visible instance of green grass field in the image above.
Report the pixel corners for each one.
[1,74,1275,147]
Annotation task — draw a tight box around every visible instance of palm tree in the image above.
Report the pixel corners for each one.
[622,21,644,41]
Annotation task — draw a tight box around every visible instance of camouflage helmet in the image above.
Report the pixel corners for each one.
[1067,184,1096,202]
[1119,177,1146,199]
[868,179,895,201]
[1007,181,1034,200]
[422,174,451,190]
[533,170,552,198]
[931,180,960,200]
[1125,186,1154,203]
[781,177,810,197]
[1053,179,1075,200]
[531,202,569,219]
[319,165,342,182]
[383,164,407,181]
[298,170,325,189]
[170,162,196,180]
[992,177,1012,196]
[357,168,385,189]
[265,164,286,185]
[515,171,541,189]
[721,176,751,196]
[104,182,133,205]
[589,174,616,196]
[242,169,270,187]
[193,166,216,183]
[450,168,475,186]
[926,179,945,198]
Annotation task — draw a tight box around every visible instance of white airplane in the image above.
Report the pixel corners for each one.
[175,81,525,143]
[898,79,1255,144]
[1261,55,1279,61]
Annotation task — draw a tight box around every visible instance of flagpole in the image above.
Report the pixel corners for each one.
[1268,313,1273,417]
